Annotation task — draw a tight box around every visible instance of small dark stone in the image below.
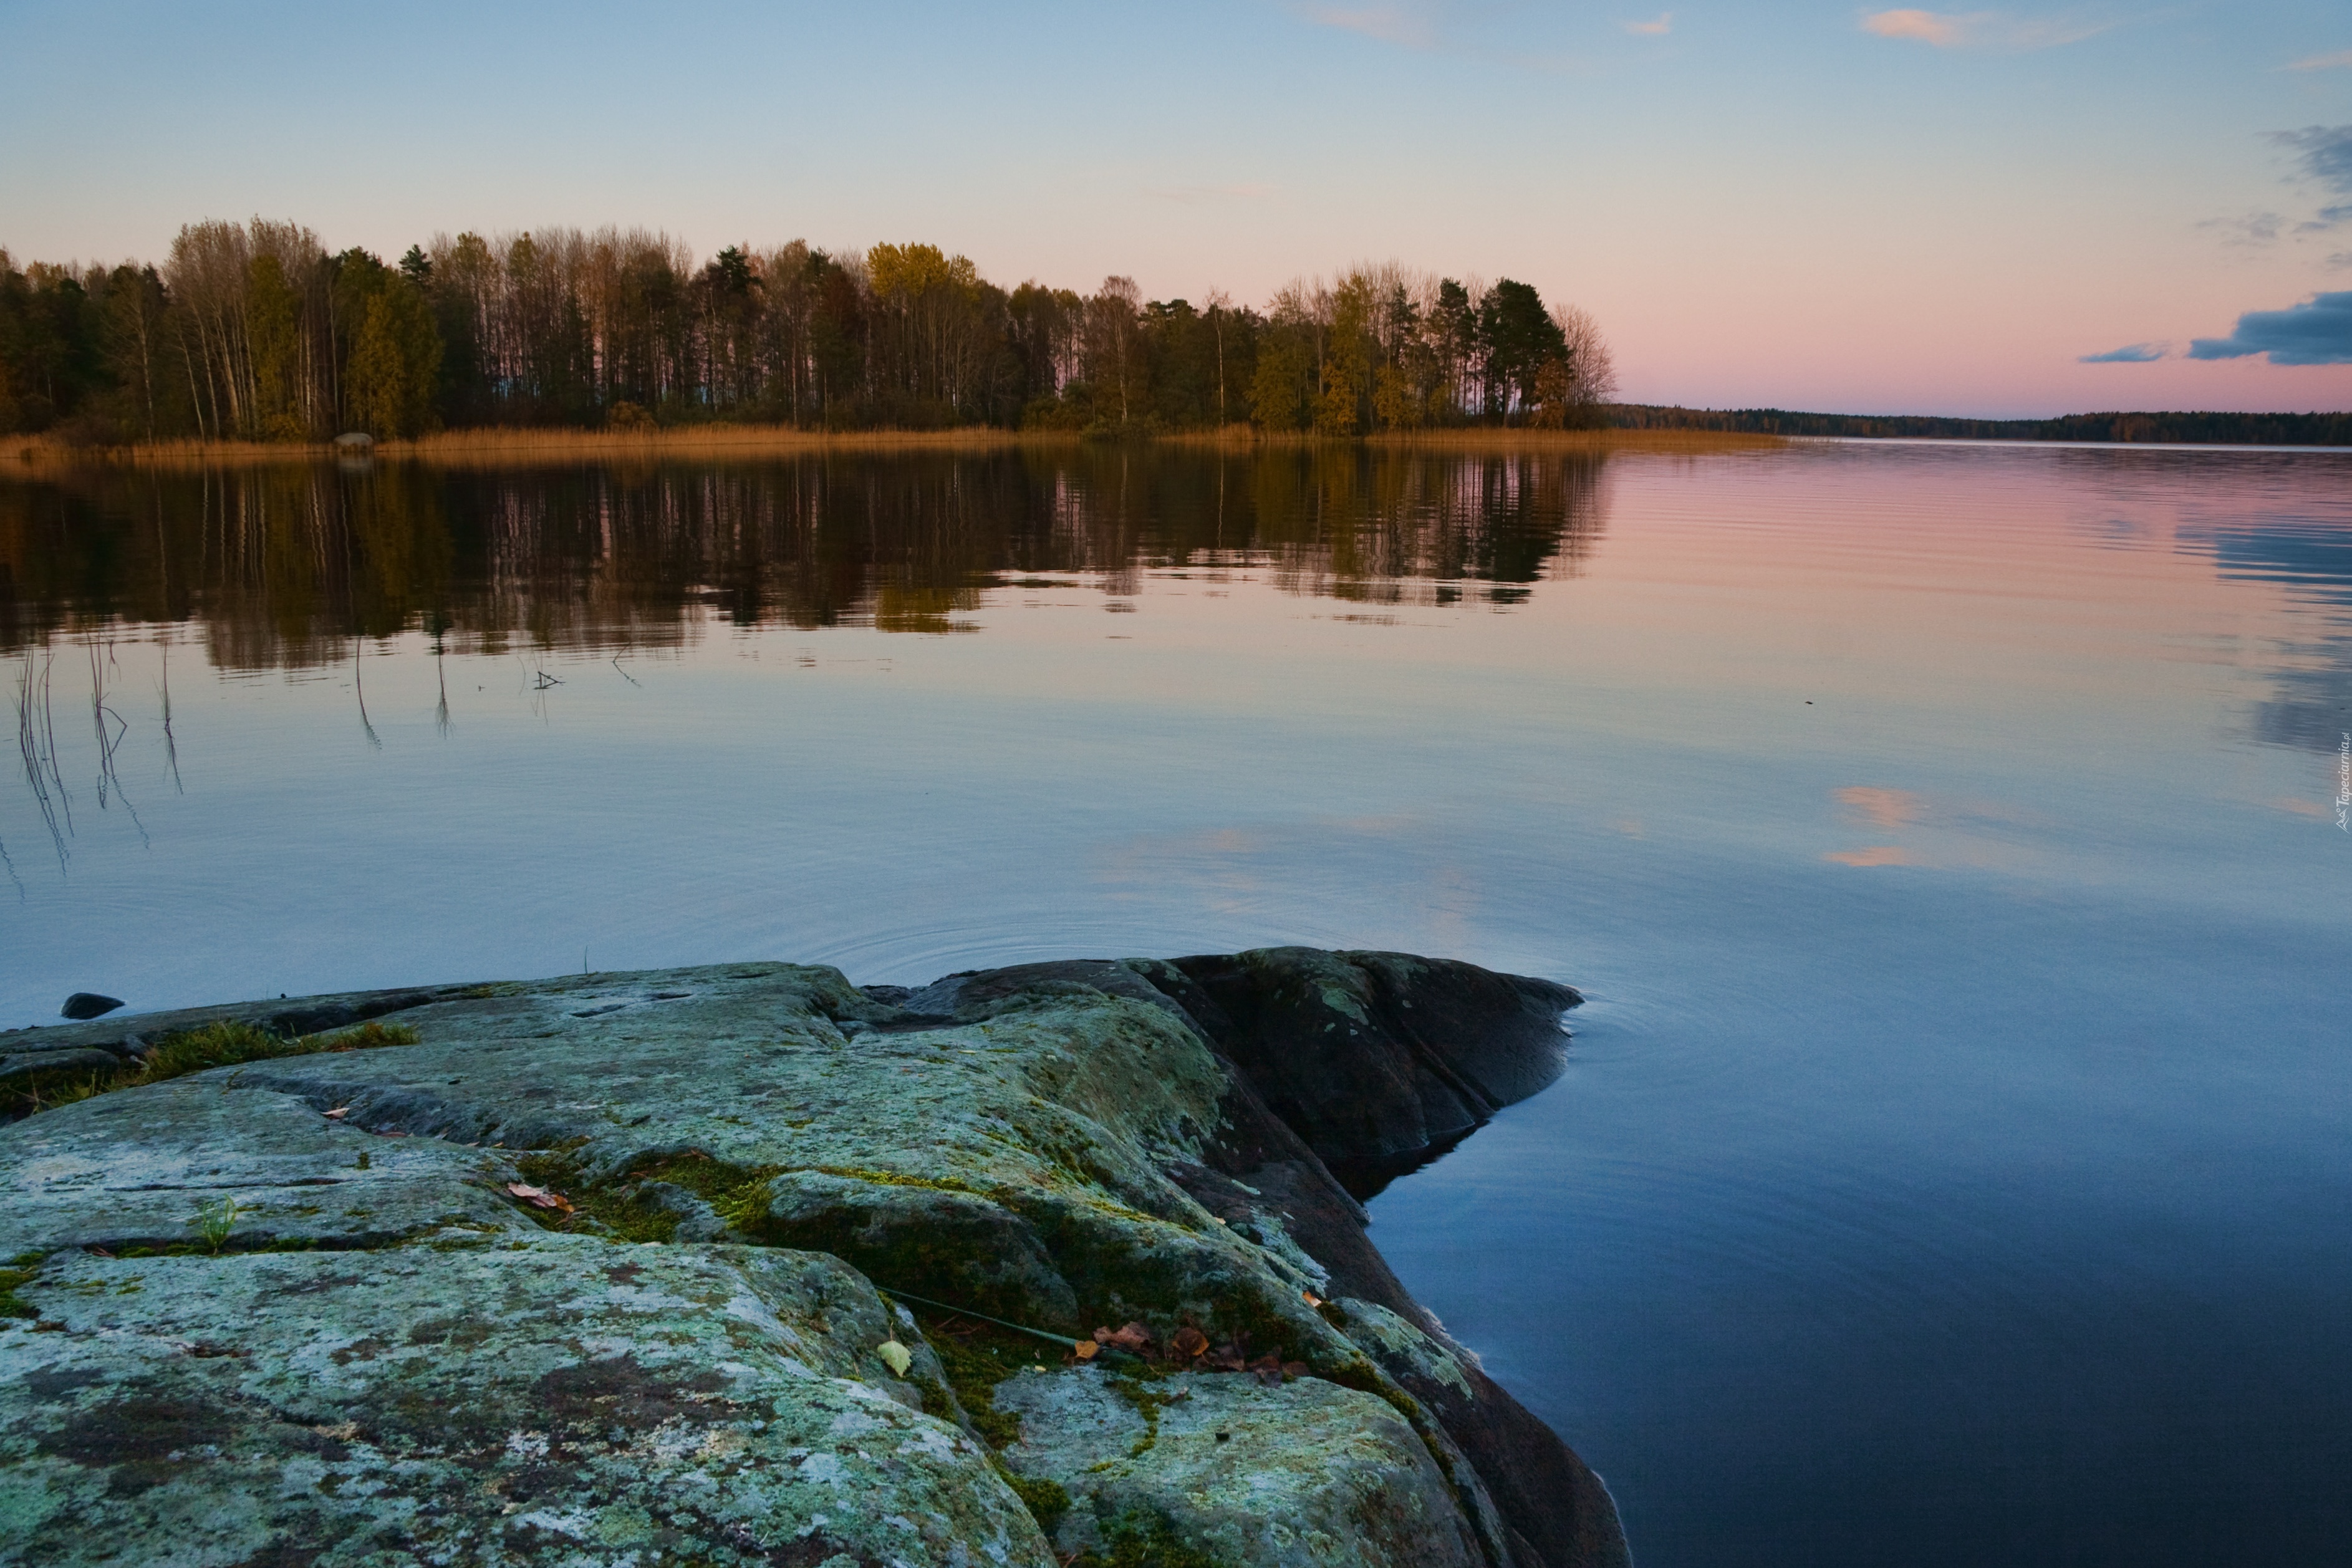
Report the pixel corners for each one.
[60,994,124,1022]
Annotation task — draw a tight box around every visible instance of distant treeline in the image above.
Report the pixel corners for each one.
[1609,404,2352,446]
[0,219,1617,445]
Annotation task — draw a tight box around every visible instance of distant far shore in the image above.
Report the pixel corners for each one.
[1611,403,2352,446]
[2,424,1782,472]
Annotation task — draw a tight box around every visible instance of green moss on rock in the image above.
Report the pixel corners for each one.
[4,1018,419,1120]
[1069,1509,1234,1568]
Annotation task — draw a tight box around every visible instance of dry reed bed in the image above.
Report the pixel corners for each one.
[5,423,1780,476]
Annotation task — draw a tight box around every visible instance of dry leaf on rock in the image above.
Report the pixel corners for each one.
[505,1182,573,1213]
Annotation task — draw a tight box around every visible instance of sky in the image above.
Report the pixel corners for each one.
[2,0,2349,418]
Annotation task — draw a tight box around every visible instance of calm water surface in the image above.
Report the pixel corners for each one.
[4,442,2347,1564]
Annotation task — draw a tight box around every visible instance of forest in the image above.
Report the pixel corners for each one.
[0,219,1617,444]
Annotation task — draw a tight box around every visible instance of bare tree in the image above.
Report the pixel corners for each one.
[1202,286,1232,423]
[1550,302,1619,413]
[1086,276,1144,426]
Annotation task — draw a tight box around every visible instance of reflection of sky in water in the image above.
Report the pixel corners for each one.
[2,442,2348,1567]
[2171,509,2352,753]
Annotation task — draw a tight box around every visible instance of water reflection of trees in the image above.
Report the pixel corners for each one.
[0,448,1607,667]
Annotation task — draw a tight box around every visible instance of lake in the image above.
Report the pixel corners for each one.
[3,439,2346,1564]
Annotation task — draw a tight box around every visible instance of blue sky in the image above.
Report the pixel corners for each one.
[4,1,2349,416]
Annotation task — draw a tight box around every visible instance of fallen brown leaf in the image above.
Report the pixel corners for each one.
[506,1182,574,1213]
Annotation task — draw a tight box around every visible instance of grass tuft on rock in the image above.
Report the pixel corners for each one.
[506,1149,786,1243]
[911,1310,1036,1449]
[4,1019,420,1119]
[640,1152,784,1228]
[998,1469,1071,1536]
[1068,1508,1233,1568]
[0,1266,39,1320]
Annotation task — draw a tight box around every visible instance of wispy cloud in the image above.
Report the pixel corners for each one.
[1303,4,1437,48]
[2188,291,2352,367]
[1864,8,1963,44]
[2078,342,2168,363]
[2285,49,2352,72]
[2271,125,2352,196]
[1147,183,1276,204]
[1624,12,1672,35]
[2266,125,2352,234]
[2198,211,2286,246]
[1292,2,1591,72]
[1860,9,2110,51]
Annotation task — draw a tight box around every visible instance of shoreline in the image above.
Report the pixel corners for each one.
[4,423,1781,474]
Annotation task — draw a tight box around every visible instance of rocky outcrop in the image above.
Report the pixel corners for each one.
[0,950,1626,1568]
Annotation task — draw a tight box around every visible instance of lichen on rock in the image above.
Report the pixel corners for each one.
[0,949,1626,1568]
[996,1366,1487,1567]
[0,1239,1041,1566]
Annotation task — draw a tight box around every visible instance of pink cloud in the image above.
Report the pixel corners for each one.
[1861,9,2109,51]
[1865,9,1964,46]
[1304,5,1436,48]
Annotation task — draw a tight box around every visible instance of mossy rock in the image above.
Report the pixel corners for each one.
[0,953,1626,1568]
[0,1238,1045,1566]
[996,1367,1485,1567]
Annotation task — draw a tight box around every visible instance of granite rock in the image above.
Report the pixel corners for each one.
[0,950,1626,1568]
